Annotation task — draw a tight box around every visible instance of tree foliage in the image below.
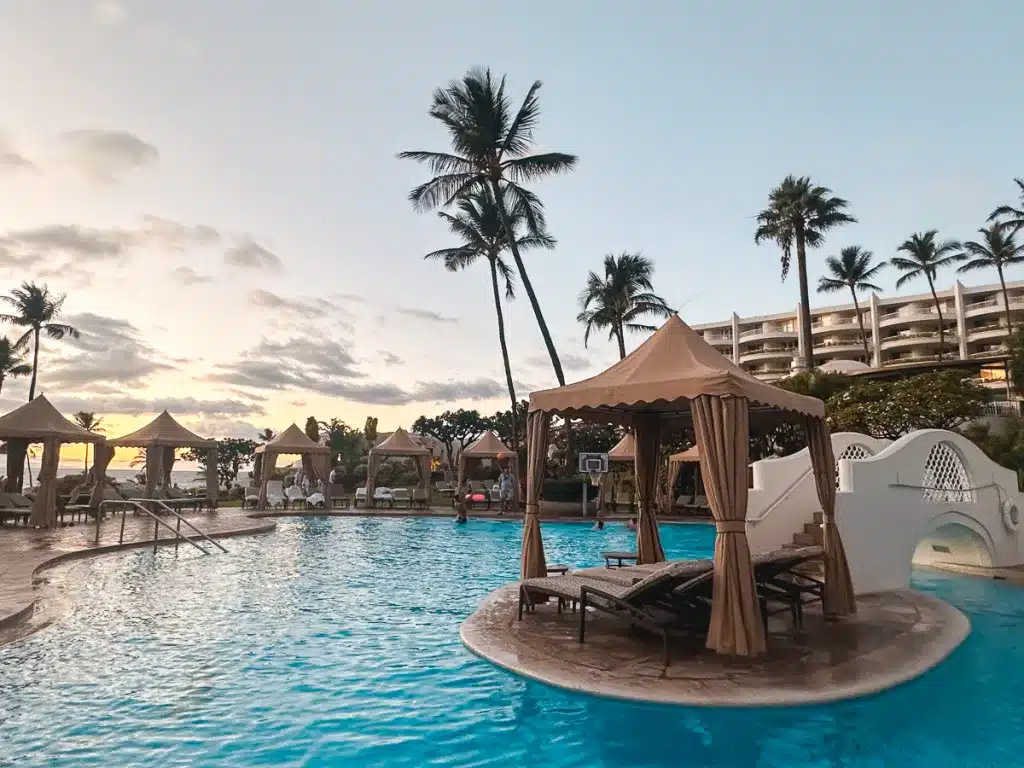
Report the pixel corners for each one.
[364,416,378,445]
[412,409,489,469]
[489,400,528,452]
[0,281,80,400]
[961,419,1024,489]
[182,438,257,491]
[1008,326,1024,396]
[828,371,985,440]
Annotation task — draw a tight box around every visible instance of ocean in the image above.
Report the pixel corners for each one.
[55,467,210,488]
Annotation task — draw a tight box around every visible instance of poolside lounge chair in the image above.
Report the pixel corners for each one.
[243,485,260,509]
[372,487,394,508]
[391,488,412,509]
[0,491,30,525]
[265,480,286,509]
[519,560,716,663]
[354,487,367,507]
[683,494,709,514]
[434,481,455,498]
[751,546,825,628]
[613,492,634,513]
[285,485,306,509]
[412,488,429,509]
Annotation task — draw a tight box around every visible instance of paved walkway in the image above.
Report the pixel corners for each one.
[462,583,969,707]
[0,507,275,638]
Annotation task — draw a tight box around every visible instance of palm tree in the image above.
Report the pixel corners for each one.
[0,282,80,400]
[0,337,32,398]
[891,231,964,361]
[754,175,857,370]
[399,67,578,386]
[816,246,886,361]
[988,178,1024,234]
[72,411,105,475]
[425,188,555,452]
[956,225,1024,336]
[257,428,276,444]
[577,252,673,359]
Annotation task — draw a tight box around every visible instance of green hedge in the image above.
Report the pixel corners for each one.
[542,478,600,503]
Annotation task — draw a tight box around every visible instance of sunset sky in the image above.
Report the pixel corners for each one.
[1,0,1021,468]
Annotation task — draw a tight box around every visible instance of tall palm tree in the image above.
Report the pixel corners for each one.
[754,175,857,370]
[0,337,32,398]
[890,231,964,362]
[988,178,1024,234]
[0,282,80,400]
[425,188,555,452]
[399,67,578,386]
[257,428,276,444]
[72,411,105,475]
[576,252,673,359]
[956,225,1024,336]
[816,246,886,361]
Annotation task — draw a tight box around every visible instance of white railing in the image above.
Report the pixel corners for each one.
[969,348,1007,358]
[966,299,1000,311]
[703,333,733,343]
[983,401,1021,417]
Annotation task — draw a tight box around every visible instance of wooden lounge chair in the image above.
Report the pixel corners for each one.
[613,492,634,513]
[391,488,412,509]
[434,481,455,498]
[412,488,429,509]
[519,560,716,663]
[354,487,367,507]
[752,546,825,629]
[0,491,30,526]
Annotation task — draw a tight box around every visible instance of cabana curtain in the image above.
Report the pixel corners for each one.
[521,411,549,579]
[29,438,60,528]
[89,443,116,512]
[633,414,665,564]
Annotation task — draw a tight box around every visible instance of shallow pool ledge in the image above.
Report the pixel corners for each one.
[461,584,969,708]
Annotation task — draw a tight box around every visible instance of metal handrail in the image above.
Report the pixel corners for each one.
[136,498,228,553]
[97,499,212,555]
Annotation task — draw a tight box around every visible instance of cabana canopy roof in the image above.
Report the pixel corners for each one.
[107,410,216,449]
[670,445,700,463]
[0,395,104,443]
[607,433,635,461]
[462,431,513,458]
[370,427,430,456]
[529,314,824,427]
[255,423,329,454]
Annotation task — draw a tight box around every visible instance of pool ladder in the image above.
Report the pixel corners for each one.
[97,499,228,555]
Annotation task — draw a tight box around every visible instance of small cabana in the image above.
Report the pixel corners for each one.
[108,410,219,507]
[366,427,431,504]
[0,395,106,528]
[255,424,331,509]
[458,431,519,506]
[599,433,635,508]
[525,314,856,657]
[663,445,702,509]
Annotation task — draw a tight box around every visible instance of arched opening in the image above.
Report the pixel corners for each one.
[913,519,994,569]
[834,442,874,489]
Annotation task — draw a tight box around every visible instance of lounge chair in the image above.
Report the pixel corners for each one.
[391,488,412,509]
[285,485,306,509]
[0,491,30,526]
[519,560,716,663]
[613,492,634,513]
[684,494,709,514]
[434,481,455,498]
[265,480,286,509]
[243,485,260,509]
[412,488,429,509]
[354,487,367,507]
[372,487,394,508]
[752,546,825,628]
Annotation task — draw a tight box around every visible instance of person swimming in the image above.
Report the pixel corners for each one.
[625,518,637,531]
[455,485,469,523]
[591,519,605,531]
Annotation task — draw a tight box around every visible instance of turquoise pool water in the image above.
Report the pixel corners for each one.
[0,517,1021,767]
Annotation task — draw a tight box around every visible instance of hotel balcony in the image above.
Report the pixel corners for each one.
[964,294,1024,319]
[810,316,867,334]
[879,330,958,351]
[702,332,734,347]
[966,323,1010,343]
[739,345,798,364]
[737,325,797,343]
[968,347,1007,359]
[877,305,952,329]
[746,366,791,382]
[812,337,866,355]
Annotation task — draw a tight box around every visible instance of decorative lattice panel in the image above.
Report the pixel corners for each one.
[834,443,873,488]
[921,442,974,504]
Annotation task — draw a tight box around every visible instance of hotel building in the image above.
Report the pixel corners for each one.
[691,279,1022,387]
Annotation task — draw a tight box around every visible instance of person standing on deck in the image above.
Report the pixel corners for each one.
[498,467,515,516]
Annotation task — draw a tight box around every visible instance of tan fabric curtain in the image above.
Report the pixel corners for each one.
[89,443,115,512]
[311,453,332,508]
[633,416,665,564]
[661,457,684,513]
[300,455,315,488]
[161,446,176,487]
[521,411,550,578]
[253,453,263,486]
[5,437,28,492]
[693,395,765,657]
[205,446,219,508]
[805,416,857,618]
[258,450,278,509]
[144,447,162,499]
[365,453,381,501]
[416,455,431,492]
[510,455,521,510]
[30,438,61,528]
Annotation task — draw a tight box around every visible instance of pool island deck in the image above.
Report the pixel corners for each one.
[462,581,969,707]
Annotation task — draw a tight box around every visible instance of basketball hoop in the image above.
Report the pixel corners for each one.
[587,471,604,486]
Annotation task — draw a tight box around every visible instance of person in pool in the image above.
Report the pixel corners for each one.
[625,518,637,531]
[591,519,605,531]
[455,485,469,523]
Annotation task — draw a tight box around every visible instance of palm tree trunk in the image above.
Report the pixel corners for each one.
[795,229,815,371]
[28,327,40,401]
[84,445,89,476]
[490,181,565,386]
[998,265,1013,338]
[850,289,870,362]
[489,257,519,454]
[615,320,627,360]
[928,279,945,362]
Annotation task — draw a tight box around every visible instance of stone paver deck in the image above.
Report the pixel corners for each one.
[0,507,275,642]
[462,582,969,707]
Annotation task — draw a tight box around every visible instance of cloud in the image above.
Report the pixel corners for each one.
[525,352,592,373]
[48,394,265,419]
[57,129,158,182]
[139,215,220,251]
[393,307,459,324]
[94,1,126,25]
[41,312,174,389]
[381,352,403,366]
[179,416,264,440]
[225,239,283,271]
[410,378,511,403]
[0,224,131,263]
[170,266,212,286]
[0,134,35,174]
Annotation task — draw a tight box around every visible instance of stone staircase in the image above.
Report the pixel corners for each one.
[784,510,824,575]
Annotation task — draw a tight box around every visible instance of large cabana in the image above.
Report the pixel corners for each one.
[255,424,331,509]
[108,410,219,507]
[525,314,856,657]
[458,431,519,506]
[0,395,105,528]
[366,427,431,504]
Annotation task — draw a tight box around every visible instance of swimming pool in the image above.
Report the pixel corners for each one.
[0,517,1021,767]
